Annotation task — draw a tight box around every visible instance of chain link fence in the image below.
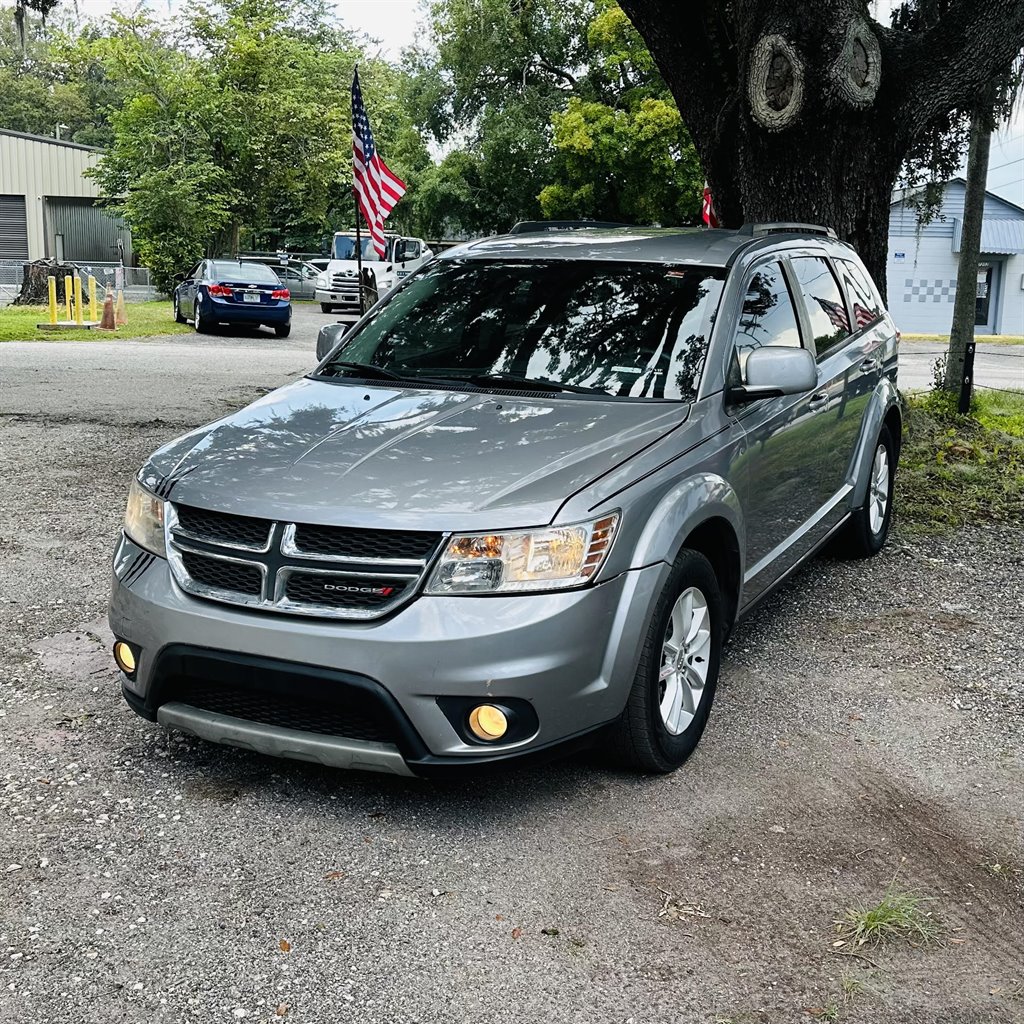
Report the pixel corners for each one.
[0,260,159,306]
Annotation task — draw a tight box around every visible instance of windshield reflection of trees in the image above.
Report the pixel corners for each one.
[337,260,724,402]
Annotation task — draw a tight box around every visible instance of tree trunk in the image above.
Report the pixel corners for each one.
[943,90,995,392]
[617,0,1024,303]
[12,260,79,306]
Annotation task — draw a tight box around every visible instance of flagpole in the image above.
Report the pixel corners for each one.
[353,189,364,315]
[352,64,364,316]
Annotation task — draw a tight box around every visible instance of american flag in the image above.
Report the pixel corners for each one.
[352,68,406,258]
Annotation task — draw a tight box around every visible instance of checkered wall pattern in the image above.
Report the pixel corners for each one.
[904,278,956,302]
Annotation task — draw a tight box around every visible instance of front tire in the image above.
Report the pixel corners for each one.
[839,425,895,559]
[320,303,334,314]
[173,293,186,324]
[610,550,724,773]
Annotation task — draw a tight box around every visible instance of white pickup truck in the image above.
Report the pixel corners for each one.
[315,231,433,316]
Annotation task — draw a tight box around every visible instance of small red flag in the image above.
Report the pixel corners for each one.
[702,182,719,228]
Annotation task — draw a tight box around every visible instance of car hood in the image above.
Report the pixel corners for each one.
[144,378,689,530]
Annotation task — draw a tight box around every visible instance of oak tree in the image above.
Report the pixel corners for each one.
[617,0,1024,294]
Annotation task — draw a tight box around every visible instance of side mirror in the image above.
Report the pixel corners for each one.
[172,272,186,283]
[316,321,351,362]
[728,346,817,404]
[393,241,408,264]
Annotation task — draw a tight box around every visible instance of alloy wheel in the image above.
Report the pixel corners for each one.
[658,586,712,735]
[868,443,890,535]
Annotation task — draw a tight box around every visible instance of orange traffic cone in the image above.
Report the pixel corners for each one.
[97,288,116,331]
[115,289,127,327]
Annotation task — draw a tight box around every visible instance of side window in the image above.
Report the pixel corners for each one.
[192,262,206,281]
[837,258,884,330]
[731,262,802,384]
[790,256,851,358]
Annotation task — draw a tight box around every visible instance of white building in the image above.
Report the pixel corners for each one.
[887,178,1024,336]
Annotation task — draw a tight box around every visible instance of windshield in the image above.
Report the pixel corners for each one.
[317,259,725,401]
[212,261,280,283]
[333,235,385,261]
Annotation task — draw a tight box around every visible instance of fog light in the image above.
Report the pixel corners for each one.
[113,642,136,675]
[468,704,508,742]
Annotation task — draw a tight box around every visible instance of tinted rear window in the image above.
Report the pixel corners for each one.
[211,261,280,284]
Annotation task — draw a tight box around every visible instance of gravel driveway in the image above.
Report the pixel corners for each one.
[1,318,1022,1023]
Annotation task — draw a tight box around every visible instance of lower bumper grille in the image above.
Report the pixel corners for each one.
[148,648,421,752]
[172,681,391,743]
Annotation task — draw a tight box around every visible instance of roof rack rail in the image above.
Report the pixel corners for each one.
[507,220,635,234]
[745,222,838,239]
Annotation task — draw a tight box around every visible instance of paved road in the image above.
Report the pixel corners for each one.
[898,340,1024,393]
[1,311,1023,1023]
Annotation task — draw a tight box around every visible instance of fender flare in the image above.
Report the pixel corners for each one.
[629,472,746,575]
[848,378,903,508]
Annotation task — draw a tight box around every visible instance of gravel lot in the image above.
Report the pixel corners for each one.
[1,313,1022,1023]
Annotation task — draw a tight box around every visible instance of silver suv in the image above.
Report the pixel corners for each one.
[109,225,900,777]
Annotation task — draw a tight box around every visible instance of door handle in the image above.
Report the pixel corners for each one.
[809,391,829,409]
[860,358,881,372]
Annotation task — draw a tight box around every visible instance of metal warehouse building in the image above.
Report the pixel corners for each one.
[888,178,1024,336]
[0,129,132,264]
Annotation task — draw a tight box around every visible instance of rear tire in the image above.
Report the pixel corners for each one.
[609,549,724,773]
[194,297,210,333]
[320,303,333,314]
[274,323,291,338]
[838,425,895,559]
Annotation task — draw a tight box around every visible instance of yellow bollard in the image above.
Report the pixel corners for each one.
[88,276,98,322]
[73,275,84,326]
[47,276,58,325]
[64,275,73,321]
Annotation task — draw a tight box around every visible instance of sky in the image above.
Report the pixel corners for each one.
[67,0,425,58]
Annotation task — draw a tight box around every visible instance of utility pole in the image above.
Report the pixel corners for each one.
[943,82,997,396]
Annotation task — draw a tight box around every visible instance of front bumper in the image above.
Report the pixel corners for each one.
[109,534,666,775]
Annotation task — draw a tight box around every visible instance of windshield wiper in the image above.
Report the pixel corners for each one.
[460,371,603,395]
[320,360,410,383]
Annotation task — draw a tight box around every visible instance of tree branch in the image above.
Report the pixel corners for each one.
[885,0,1024,142]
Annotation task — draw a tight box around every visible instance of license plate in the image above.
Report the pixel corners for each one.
[243,291,260,303]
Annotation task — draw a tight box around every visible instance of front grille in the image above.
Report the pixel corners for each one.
[285,572,407,609]
[292,523,440,561]
[169,680,393,743]
[330,274,360,296]
[175,504,271,549]
[167,504,441,621]
[180,552,262,596]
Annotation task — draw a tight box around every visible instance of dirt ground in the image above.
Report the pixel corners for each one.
[1,332,1022,1023]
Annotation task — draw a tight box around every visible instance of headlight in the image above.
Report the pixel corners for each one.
[316,273,329,288]
[124,477,166,557]
[425,514,618,595]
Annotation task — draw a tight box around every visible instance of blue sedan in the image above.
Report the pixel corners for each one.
[173,259,292,337]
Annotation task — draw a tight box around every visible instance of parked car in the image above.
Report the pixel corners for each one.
[238,256,321,300]
[173,259,291,337]
[113,224,900,777]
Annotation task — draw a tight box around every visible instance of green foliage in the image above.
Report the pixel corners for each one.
[78,0,426,291]
[897,390,1024,532]
[408,0,702,234]
[837,882,939,947]
[0,8,115,144]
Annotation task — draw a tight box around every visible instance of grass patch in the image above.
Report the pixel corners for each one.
[0,301,192,342]
[897,388,1024,532]
[837,882,939,948]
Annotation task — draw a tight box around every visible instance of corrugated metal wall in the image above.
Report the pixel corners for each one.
[0,195,29,259]
[44,198,131,263]
[0,131,105,260]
